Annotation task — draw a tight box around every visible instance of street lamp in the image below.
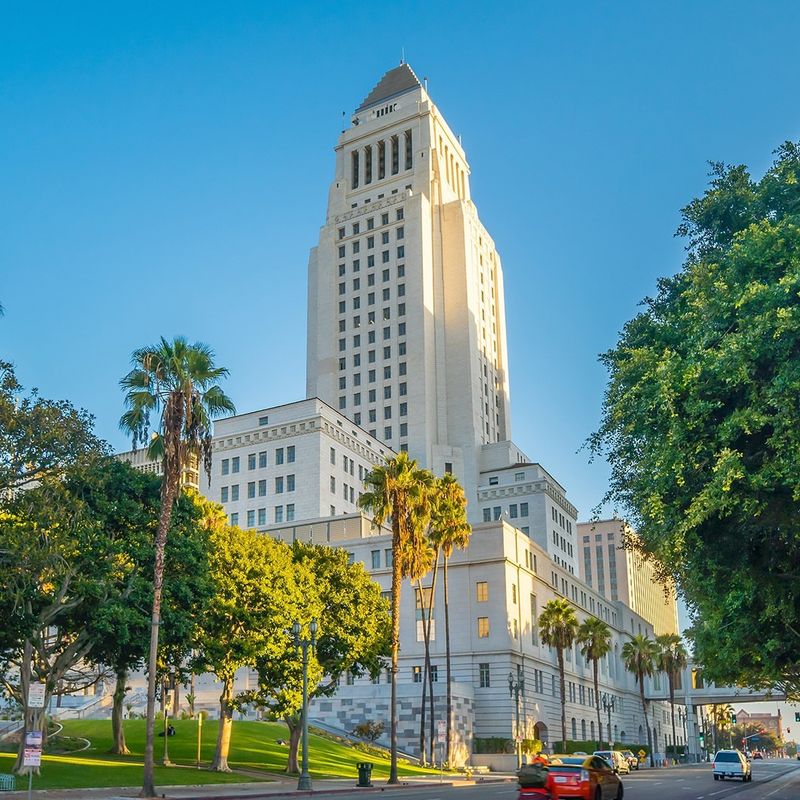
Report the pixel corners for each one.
[508,670,525,769]
[601,693,615,749]
[293,619,318,792]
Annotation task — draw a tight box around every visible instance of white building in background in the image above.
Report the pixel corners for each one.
[198,398,394,525]
[306,62,512,518]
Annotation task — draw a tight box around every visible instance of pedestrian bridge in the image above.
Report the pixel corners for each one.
[647,662,786,706]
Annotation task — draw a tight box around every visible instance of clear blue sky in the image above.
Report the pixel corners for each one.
[2,1,799,521]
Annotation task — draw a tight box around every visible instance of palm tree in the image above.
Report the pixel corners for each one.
[622,634,659,767]
[577,616,612,751]
[358,452,432,783]
[120,336,234,798]
[656,633,688,759]
[538,598,579,748]
[427,473,470,765]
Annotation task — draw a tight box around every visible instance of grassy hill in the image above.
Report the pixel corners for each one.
[0,718,432,790]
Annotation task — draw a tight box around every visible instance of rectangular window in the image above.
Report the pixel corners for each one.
[248,453,256,470]
[531,594,539,644]
[476,581,488,602]
[482,508,491,522]
[286,446,295,463]
[221,458,229,475]
[230,512,238,526]
[275,448,284,465]
[258,451,267,468]
[287,474,295,492]
[275,506,283,523]
[520,502,529,516]
[247,481,255,499]
[230,484,239,501]
[330,475,336,493]
[231,456,240,473]
[286,503,295,521]
[246,509,255,528]
[479,663,490,688]
[275,476,284,494]
[477,617,489,638]
[371,550,381,569]
[385,548,393,567]
[412,666,422,683]
[258,479,266,497]
[221,486,228,502]
[257,507,266,526]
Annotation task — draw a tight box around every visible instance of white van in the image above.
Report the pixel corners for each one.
[712,749,752,781]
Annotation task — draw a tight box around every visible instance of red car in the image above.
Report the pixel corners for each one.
[545,754,624,800]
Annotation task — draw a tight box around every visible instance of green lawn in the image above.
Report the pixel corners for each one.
[0,718,433,790]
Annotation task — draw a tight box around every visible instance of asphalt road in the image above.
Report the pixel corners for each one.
[305,759,800,800]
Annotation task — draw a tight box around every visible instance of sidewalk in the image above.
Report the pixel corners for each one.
[1,773,516,800]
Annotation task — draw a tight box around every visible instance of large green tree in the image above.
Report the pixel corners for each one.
[120,336,234,797]
[252,542,390,774]
[194,523,301,772]
[358,452,432,783]
[622,634,658,766]
[590,142,800,700]
[577,616,612,750]
[655,633,688,757]
[538,598,579,748]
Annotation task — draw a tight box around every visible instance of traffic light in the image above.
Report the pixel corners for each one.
[795,712,800,723]
[699,732,705,748]
[731,713,737,725]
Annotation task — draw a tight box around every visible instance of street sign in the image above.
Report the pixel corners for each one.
[27,684,46,709]
[637,749,646,759]
[437,721,446,743]
[23,730,43,767]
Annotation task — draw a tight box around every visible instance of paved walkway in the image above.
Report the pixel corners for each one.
[0,774,516,800]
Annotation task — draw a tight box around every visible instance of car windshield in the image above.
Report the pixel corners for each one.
[553,758,586,765]
[715,752,740,762]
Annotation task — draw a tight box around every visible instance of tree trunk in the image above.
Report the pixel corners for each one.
[669,677,677,759]
[418,578,428,765]
[285,715,301,774]
[593,659,602,750]
[110,669,131,755]
[140,472,178,798]
[211,678,234,772]
[640,679,654,766]
[444,555,453,766]
[426,552,439,766]
[388,517,402,784]
[14,639,46,776]
[558,648,567,748]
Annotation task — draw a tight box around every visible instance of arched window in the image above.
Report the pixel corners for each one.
[620,730,626,743]
[581,719,587,739]
[590,720,595,740]
[571,718,577,740]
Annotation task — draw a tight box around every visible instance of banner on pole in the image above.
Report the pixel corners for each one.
[437,721,446,743]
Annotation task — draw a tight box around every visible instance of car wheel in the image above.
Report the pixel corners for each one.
[714,775,719,781]
[595,788,602,800]
[616,782,624,799]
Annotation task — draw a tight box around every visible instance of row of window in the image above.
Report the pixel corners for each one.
[482,502,529,522]
[351,134,412,188]
[338,208,404,240]
[229,504,296,527]
[221,446,295,475]
[338,243,406,262]
[220,474,296,502]
[552,530,574,557]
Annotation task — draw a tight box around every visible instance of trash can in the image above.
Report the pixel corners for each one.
[0,774,16,792]
[356,762,373,787]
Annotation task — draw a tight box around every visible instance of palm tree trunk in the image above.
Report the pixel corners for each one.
[141,474,178,797]
[557,648,567,748]
[388,519,402,784]
[417,579,429,765]
[443,555,453,766]
[111,668,131,755]
[593,659,602,751]
[669,678,677,761]
[640,679,653,767]
[211,677,234,772]
[426,552,440,766]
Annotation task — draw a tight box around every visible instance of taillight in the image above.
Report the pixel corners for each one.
[580,769,589,781]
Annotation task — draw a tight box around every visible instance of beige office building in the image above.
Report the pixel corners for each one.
[577,518,679,636]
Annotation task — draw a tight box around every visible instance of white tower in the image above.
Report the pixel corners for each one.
[307,64,511,507]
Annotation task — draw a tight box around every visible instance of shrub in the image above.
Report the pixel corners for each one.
[352,720,385,742]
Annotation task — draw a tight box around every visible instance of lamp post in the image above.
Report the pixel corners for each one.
[508,670,525,769]
[293,619,318,792]
[602,693,615,749]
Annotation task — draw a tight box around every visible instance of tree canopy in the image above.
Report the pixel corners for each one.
[591,141,800,699]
